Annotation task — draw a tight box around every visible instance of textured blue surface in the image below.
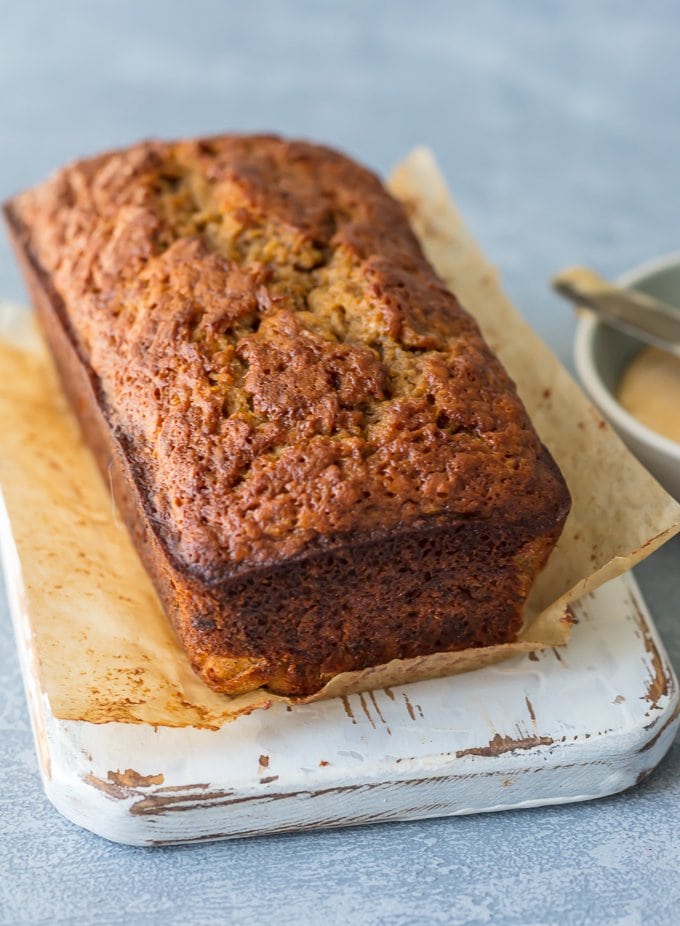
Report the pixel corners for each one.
[1,2,679,924]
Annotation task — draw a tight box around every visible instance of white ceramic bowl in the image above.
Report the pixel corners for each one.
[573,251,680,500]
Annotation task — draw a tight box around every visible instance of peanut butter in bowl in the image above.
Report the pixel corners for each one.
[618,346,680,446]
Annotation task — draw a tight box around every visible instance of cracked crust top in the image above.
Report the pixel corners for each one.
[11,134,568,579]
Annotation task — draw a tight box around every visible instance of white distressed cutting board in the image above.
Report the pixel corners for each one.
[3,143,679,844]
[5,529,678,845]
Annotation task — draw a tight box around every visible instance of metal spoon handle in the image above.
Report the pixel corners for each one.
[552,266,680,357]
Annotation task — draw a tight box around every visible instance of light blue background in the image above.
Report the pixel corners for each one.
[1,3,679,924]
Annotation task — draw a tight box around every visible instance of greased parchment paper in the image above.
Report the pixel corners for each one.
[1,149,679,727]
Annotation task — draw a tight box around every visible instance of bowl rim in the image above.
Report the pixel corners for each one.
[573,249,680,462]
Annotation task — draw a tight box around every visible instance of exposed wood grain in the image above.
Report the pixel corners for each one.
[630,590,672,710]
[455,734,554,759]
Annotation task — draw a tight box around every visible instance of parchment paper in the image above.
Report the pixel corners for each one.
[1,149,679,727]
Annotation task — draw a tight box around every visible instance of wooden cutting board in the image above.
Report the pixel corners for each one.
[4,504,677,846]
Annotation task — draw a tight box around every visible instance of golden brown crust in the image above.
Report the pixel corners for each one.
[4,134,571,695]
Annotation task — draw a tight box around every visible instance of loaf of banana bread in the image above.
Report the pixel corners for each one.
[4,134,570,696]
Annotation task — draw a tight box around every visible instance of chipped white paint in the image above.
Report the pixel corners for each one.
[6,549,678,844]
